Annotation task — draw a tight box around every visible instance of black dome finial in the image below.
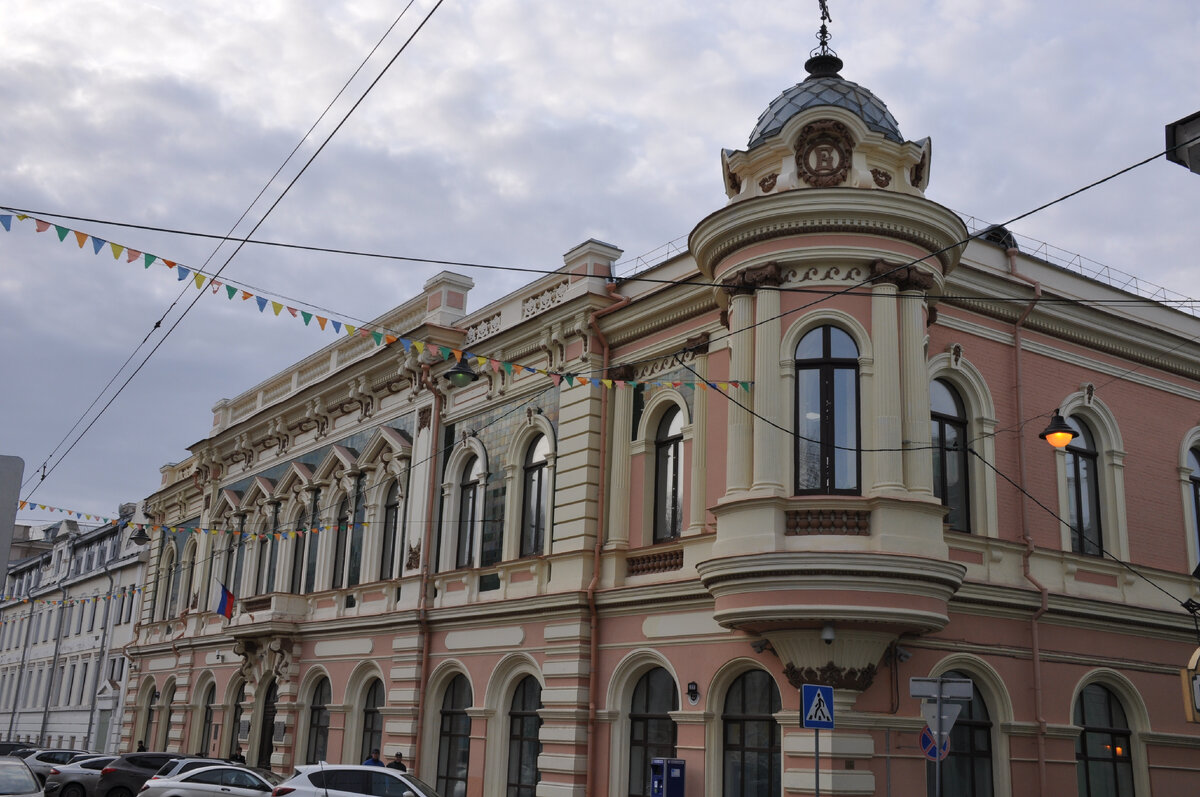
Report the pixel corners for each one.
[805,0,843,78]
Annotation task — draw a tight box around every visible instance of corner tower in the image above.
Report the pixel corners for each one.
[692,9,969,719]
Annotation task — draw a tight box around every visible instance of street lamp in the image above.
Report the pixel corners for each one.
[1039,410,1077,449]
[1166,110,1200,175]
[128,526,151,546]
[443,356,479,388]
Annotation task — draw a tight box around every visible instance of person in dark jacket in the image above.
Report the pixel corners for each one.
[363,749,384,767]
[387,752,407,772]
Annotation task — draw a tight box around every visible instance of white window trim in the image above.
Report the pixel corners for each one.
[1069,668,1151,797]
[481,653,545,797]
[633,391,692,546]
[502,416,557,561]
[1053,392,1128,560]
[1179,427,1200,574]
[928,353,999,538]
[441,438,489,572]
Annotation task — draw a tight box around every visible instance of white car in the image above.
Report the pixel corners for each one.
[138,765,281,797]
[272,765,443,797]
[0,758,43,797]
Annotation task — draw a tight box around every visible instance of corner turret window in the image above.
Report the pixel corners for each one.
[795,325,860,494]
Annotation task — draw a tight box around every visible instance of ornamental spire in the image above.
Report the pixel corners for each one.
[805,0,844,78]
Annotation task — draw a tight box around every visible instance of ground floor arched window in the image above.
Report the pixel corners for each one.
[506,676,542,797]
[306,678,331,764]
[360,679,385,762]
[1075,683,1134,796]
[926,671,993,797]
[722,670,781,797]
[437,675,472,797]
[629,668,678,797]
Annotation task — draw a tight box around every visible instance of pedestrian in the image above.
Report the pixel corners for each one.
[136,741,146,752]
[386,752,407,772]
[363,748,384,767]
[230,745,246,763]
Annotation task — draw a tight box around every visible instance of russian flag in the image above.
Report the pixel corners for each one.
[213,581,235,619]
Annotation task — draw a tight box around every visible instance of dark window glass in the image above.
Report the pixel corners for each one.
[305,490,322,593]
[198,683,216,755]
[722,670,781,797]
[333,497,350,590]
[256,503,279,595]
[506,677,543,797]
[1065,417,1103,556]
[360,679,385,763]
[931,379,970,532]
[457,458,482,569]
[1075,684,1133,797]
[348,473,366,587]
[290,509,307,594]
[307,677,331,764]
[925,671,992,797]
[795,326,860,494]
[521,437,550,558]
[654,408,685,543]
[257,680,277,768]
[436,675,472,797]
[628,668,678,797]
[228,684,244,759]
[1189,449,1200,556]
[381,482,401,580]
[186,770,225,786]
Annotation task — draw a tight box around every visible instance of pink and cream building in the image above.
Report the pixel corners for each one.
[122,48,1200,797]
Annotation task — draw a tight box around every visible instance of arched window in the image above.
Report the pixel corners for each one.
[931,379,970,532]
[795,325,860,494]
[227,679,245,759]
[360,678,385,763]
[224,515,247,596]
[333,497,351,590]
[926,671,992,797]
[256,503,279,595]
[348,474,366,587]
[256,680,277,768]
[381,482,402,580]
[654,408,684,543]
[1075,684,1133,796]
[521,436,550,557]
[506,676,542,797]
[179,543,196,613]
[306,677,331,764]
[1189,449,1200,557]
[457,457,483,569]
[436,675,472,797]
[304,489,322,593]
[198,683,216,755]
[1066,417,1103,556]
[159,682,177,750]
[159,549,177,621]
[629,668,678,797]
[722,670,781,797]
[290,508,307,594]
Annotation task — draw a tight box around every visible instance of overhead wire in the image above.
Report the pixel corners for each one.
[18,0,445,504]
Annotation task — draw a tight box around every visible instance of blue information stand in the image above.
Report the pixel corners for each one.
[650,757,685,797]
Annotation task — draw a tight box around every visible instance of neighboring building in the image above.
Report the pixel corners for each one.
[120,45,1200,797]
[0,506,148,751]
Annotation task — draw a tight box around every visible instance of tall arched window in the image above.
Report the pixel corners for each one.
[795,325,860,494]
[159,549,178,621]
[179,543,196,613]
[1189,449,1200,557]
[654,408,684,543]
[224,515,247,596]
[1075,684,1133,796]
[290,508,307,595]
[436,675,472,797]
[257,680,277,769]
[629,668,678,797]
[348,473,366,588]
[333,497,351,590]
[506,676,542,797]
[306,677,331,764]
[1066,417,1103,556]
[159,682,177,751]
[360,679,385,763]
[931,379,970,532]
[198,683,216,755]
[457,457,483,569]
[304,489,322,593]
[521,436,550,557]
[722,670,781,797]
[227,679,245,759]
[256,503,279,595]
[381,482,402,580]
[926,671,992,797]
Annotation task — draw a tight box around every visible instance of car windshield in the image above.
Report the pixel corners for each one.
[251,769,283,786]
[401,775,443,797]
[0,764,39,795]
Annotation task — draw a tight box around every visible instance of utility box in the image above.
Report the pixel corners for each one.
[650,758,685,797]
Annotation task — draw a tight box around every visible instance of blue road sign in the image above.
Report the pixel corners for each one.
[919,726,950,761]
[802,684,835,729]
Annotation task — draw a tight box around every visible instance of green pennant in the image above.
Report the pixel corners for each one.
[226,285,237,300]
[371,332,384,346]
[564,374,575,387]
[740,381,751,392]
[54,225,69,242]
[143,253,156,268]
[439,345,452,360]
[502,361,514,375]
[301,311,313,326]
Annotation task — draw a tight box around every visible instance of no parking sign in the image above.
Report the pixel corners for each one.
[919,725,949,761]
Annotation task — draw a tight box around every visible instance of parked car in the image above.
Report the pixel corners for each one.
[5,750,37,759]
[0,757,43,797]
[45,755,116,797]
[148,760,236,782]
[24,750,95,785]
[272,765,442,797]
[96,754,182,797]
[0,743,29,757]
[140,765,280,797]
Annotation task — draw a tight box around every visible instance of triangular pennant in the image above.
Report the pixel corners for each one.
[241,291,253,300]
[384,334,397,345]
[718,382,730,391]
[211,280,223,293]
[226,285,237,299]
[331,320,342,333]
[0,216,11,232]
[412,341,424,354]
[163,259,176,268]
[54,225,69,241]
[741,381,752,392]
[602,379,613,389]
[144,253,156,268]
[177,266,190,281]
[451,349,462,362]
[91,237,106,254]
[345,324,356,336]
[503,361,514,375]
[491,359,502,373]
[317,316,328,330]
[550,373,562,386]
[301,311,313,326]
[256,296,268,312]
[271,301,283,316]
[193,273,207,290]
[564,375,575,386]
[74,230,88,247]
[126,249,141,263]
[476,356,488,368]
[286,306,298,317]
[35,219,51,232]
[372,332,383,346]
[110,243,124,259]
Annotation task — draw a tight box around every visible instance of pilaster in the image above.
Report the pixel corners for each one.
[899,289,933,494]
[869,278,903,493]
[725,290,755,495]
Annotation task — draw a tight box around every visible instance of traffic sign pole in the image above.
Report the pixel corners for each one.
[935,691,942,797]
[814,727,820,797]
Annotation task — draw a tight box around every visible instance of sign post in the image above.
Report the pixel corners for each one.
[910,677,972,797]
[802,684,835,797]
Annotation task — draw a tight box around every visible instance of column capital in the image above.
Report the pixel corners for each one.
[721,261,784,295]
[868,259,934,293]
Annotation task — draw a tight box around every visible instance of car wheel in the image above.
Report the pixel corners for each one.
[62,785,85,797]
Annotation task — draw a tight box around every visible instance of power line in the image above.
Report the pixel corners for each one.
[19,0,444,504]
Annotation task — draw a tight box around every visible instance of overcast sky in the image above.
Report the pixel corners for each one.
[3,0,1199,526]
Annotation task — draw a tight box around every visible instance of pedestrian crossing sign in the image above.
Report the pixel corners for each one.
[802,684,835,729]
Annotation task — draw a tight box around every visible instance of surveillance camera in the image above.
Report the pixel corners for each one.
[821,624,835,645]
[895,646,913,663]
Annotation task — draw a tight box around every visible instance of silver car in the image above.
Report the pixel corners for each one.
[0,758,43,797]
[272,765,443,797]
[23,751,94,786]
[138,766,280,797]
[44,756,116,797]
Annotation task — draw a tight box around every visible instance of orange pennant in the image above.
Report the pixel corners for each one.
[73,231,88,248]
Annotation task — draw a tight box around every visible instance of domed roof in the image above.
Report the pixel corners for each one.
[747,69,903,149]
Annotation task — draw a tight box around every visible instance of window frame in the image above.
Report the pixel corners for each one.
[653,408,685,543]
[505,676,543,797]
[1064,416,1104,557]
[793,324,861,495]
[627,667,678,797]
[721,669,781,797]
[306,677,332,765]
[1074,683,1134,797]
[436,674,472,797]
[520,436,550,558]
[931,378,971,533]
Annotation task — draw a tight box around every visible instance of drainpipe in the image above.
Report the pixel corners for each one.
[584,281,631,794]
[1008,245,1049,794]
[412,366,443,772]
